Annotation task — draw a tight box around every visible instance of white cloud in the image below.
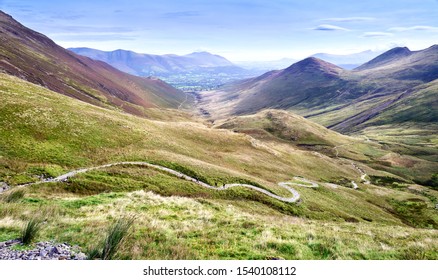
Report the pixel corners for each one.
[313,24,349,31]
[389,25,438,32]
[361,32,393,37]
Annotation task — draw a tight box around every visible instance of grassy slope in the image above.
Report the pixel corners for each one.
[200,54,438,186]
[363,79,438,126]
[0,11,187,117]
[200,47,438,136]
[0,73,437,259]
[215,109,438,183]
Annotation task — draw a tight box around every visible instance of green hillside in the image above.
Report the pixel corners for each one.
[1,73,437,259]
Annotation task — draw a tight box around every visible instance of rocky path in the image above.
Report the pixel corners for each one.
[0,162,324,260]
[9,161,323,203]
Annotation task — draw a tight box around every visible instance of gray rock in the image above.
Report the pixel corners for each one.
[50,246,60,255]
[0,240,86,260]
[0,182,10,193]
[40,249,48,258]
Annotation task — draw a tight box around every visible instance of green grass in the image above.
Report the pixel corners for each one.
[1,187,437,259]
[21,217,42,245]
[2,189,25,203]
[369,176,408,188]
[0,226,20,242]
[101,217,134,260]
[87,216,135,260]
[388,198,437,229]
[0,73,437,259]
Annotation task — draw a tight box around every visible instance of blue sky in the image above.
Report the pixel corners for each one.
[1,0,438,61]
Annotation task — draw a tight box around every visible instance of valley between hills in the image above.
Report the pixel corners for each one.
[0,11,437,260]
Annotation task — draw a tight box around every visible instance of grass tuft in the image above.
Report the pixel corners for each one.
[2,189,25,203]
[88,216,135,260]
[21,217,42,245]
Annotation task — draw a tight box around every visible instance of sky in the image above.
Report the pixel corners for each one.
[1,0,438,61]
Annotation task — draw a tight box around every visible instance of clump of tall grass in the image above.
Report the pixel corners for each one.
[21,217,42,245]
[88,216,135,260]
[2,189,25,203]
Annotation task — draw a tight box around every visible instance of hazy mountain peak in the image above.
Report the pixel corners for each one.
[311,49,386,69]
[382,46,411,57]
[423,44,438,52]
[355,46,412,70]
[186,51,214,56]
[69,47,238,76]
[183,51,234,67]
[284,57,343,76]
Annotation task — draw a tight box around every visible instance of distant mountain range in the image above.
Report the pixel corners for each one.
[235,58,297,71]
[69,47,262,90]
[312,50,385,69]
[201,45,438,133]
[236,50,385,71]
[69,47,245,76]
[0,12,186,116]
[69,48,385,90]
[1,9,436,136]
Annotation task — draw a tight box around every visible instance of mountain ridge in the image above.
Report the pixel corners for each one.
[200,45,438,133]
[284,57,344,77]
[313,49,385,69]
[0,11,186,116]
[355,47,412,71]
[68,47,240,76]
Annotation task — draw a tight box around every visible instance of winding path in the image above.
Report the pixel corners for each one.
[332,141,371,189]
[8,162,320,203]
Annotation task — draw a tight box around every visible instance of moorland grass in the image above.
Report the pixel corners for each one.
[0,73,437,259]
[21,217,42,245]
[87,216,135,260]
[2,189,25,203]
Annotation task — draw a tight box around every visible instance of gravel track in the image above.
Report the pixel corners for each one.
[10,161,322,203]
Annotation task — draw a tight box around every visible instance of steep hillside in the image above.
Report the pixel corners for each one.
[1,72,437,259]
[0,11,186,116]
[355,47,412,71]
[201,57,352,119]
[356,45,438,81]
[216,109,438,182]
[324,45,438,132]
[201,46,438,133]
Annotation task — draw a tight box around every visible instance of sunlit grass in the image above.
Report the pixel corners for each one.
[0,73,437,259]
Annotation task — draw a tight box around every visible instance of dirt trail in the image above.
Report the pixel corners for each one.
[332,140,371,189]
[8,162,321,203]
[177,92,189,110]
